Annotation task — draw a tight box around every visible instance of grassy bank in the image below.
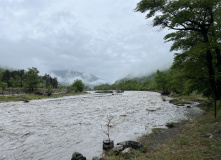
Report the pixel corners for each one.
[107,95,221,160]
[0,92,87,102]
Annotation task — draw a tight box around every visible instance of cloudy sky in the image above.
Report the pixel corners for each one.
[0,0,173,83]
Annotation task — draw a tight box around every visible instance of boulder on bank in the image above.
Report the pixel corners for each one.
[95,90,113,93]
[117,141,143,150]
[111,144,124,155]
[103,140,114,150]
[121,148,132,156]
[116,90,124,93]
[161,91,170,95]
[107,141,143,156]
[23,100,29,103]
[166,122,175,128]
[92,156,102,160]
[35,91,44,95]
[71,152,86,160]
[46,91,52,96]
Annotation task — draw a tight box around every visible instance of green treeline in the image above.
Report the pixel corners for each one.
[0,67,58,93]
[97,0,221,118]
[96,0,221,118]
[134,0,221,104]
[94,69,183,94]
[94,75,155,91]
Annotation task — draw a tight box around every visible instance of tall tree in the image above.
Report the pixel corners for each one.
[42,74,51,88]
[51,77,58,88]
[135,0,221,117]
[17,69,25,88]
[72,79,85,92]
[0,82,8,95]
[2,70,11,87]
[154,70,169,94]
[24,67,42,92]
[0,71,3,82]
[42,74,58,89]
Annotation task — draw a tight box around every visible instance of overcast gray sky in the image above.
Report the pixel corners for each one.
[0,0,173,83]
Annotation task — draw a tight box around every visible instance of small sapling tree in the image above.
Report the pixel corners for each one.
[101,114,114,150]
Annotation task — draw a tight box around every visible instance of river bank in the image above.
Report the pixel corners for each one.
[105,97,221,160]
[0,90,87,102]
[0,91,204,159]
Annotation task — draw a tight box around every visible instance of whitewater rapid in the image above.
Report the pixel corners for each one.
[0,91,203,159]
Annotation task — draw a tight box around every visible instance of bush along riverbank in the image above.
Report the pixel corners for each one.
[103,95,221,160]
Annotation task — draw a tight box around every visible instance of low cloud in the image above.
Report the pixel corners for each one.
[0,0,173,83]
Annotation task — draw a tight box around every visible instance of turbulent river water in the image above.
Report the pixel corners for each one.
[0,91,203,160]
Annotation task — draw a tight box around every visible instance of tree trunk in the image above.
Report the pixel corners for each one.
[206,49,220,100]
[214,99,217,119]
[203,32,220,103]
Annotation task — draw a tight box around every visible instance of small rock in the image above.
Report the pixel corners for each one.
[121,148,131,156]
[111,144,124,155]
[103,140,114,150]
[117,141,143,149]
[116,90,124,93]
[92,156,102,160]
[71,152,86,160]
[187,106,191,108]
[35,91,44,95]
[166,123,175,128]
[146,108,156,112]
[120,114,127,117]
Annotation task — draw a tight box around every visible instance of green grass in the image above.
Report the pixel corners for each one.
[0,92,87,102]
[170,93,208,106]
[139,110,221,160]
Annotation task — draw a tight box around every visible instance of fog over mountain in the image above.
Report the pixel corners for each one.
[50,70,107,87]
[0,0,173,83]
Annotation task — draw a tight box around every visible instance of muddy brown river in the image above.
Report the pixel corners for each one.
[0,91,203,160]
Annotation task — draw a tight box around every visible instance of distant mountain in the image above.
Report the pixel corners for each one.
[50,70,107,87]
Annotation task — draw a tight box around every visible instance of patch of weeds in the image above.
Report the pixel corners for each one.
[170,94,207,106]
[124,149,144,160]
[197,127,206,133]
[210,145,221,151]
[138,146,147,153]
[176,136,189,145]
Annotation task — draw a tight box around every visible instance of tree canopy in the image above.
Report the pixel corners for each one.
[135,0,221,97]
[135,0,221,117]
[24,67,42,92]
[72,79,85,92]
[0,67,59,94]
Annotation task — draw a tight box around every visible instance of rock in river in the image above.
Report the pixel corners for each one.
[71,152,86,160]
